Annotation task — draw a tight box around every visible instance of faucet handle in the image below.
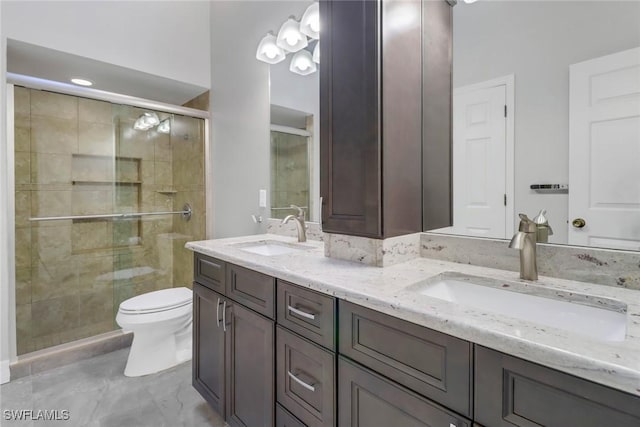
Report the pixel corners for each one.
[517,213,537,232]
[290,204,305,219]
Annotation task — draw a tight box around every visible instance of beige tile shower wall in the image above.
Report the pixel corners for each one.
[13,89,204,355]
[270,132,310,220]
[171,115,206,289]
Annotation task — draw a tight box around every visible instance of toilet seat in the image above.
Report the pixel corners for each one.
[119,287,192,315]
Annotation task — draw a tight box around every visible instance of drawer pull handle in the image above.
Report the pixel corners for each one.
[288,305,316,320]
[287,371,316,392]
[222,300,227,333]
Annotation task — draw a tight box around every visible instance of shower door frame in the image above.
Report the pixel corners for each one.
[2,75,212,377]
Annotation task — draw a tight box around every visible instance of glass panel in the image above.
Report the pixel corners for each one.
[13,86,206,355]
[270,130,310,219]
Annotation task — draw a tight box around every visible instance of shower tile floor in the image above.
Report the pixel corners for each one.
[0,348,226,427]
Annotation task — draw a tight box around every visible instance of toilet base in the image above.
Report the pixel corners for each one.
[123,320,192,377]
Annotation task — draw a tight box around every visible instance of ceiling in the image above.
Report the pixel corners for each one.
[7,39,208,106]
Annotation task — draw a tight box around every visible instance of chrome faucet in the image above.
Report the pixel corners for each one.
[509,214,538,281]
[282,205,307,243]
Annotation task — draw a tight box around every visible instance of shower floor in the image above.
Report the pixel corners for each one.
[0,349,225,427]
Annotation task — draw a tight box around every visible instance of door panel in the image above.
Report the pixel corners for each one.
[225,302,275,427]
[451,84,507,238]
[569,47,640,250]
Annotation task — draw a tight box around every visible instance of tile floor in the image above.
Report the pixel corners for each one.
[0,348,226,427]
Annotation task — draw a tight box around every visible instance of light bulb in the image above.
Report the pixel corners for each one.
[256,32,286,64]
[276,18,308,52]
[264,45,278,59]
[298,60,310,71]
[285,32,298,46]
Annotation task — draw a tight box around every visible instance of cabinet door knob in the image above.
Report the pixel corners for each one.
[572,218,586,228]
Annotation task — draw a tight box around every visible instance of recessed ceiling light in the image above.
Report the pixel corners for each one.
[70,78,93,86]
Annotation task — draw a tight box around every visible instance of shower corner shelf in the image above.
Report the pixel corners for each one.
[156,190,177,195]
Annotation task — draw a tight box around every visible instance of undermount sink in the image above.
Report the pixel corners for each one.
[234,240,311,256]
[408,273,627,342]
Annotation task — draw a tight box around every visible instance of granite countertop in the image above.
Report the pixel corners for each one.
[186,234,640,396]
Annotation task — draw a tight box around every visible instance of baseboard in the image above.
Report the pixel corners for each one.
[9,330,133,381]
[1,359,10,384]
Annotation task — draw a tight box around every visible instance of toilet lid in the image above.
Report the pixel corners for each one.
[119,287,192,314]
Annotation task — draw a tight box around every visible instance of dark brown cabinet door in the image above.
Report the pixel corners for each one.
[193,283,226,416]
[320,0,381,238]
[475,346,640,427]
[320,0,453,238]
[339,357,471,427]
[225,301,275,427]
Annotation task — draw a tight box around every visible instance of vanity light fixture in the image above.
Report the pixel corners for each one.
[290,50,317,76]
[463,0,479,3]
[133,112,160,131]
[312,41,320,64]
[157,118,171,134]
[70,78,93,86]
[276,17,308,53]
[256,32,286,64]
[299,2,320,39]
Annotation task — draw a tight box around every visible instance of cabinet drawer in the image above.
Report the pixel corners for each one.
[277,280,336,350]
[277,327,335,427]
[276,404,306,427]
[475,346,640,427]
[339,357,471,427]
[339,301,472,417]
[226,264,275,319]
[194,253,226,293]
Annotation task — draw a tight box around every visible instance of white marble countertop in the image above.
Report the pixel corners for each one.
[186,234,640,396]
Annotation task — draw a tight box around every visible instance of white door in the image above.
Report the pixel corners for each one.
[569,47,640,250]
[450,84,508,238]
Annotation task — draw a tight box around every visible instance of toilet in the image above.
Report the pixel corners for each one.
[116,287,193,377]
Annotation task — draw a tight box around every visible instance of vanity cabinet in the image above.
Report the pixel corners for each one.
[192,254,275,427]
[193,253,640,427]
[319,0,453,238]
[474,346,640,427]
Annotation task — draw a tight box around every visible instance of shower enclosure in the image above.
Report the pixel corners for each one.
[13,86,206,355]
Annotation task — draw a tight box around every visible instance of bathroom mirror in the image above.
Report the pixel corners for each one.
[268,1,319,222]
[272,1,640,251]
[436,0,640,251]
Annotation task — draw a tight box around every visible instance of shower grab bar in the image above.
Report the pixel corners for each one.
[29,203,192,222]
[271,206,308,211]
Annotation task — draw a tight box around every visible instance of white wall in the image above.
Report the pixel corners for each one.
[210,1,318,237]
[454,1,640,243]
[1,0,211,87]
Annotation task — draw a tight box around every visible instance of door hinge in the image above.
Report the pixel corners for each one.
[504,105,507,118]
[504,194,507,206]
